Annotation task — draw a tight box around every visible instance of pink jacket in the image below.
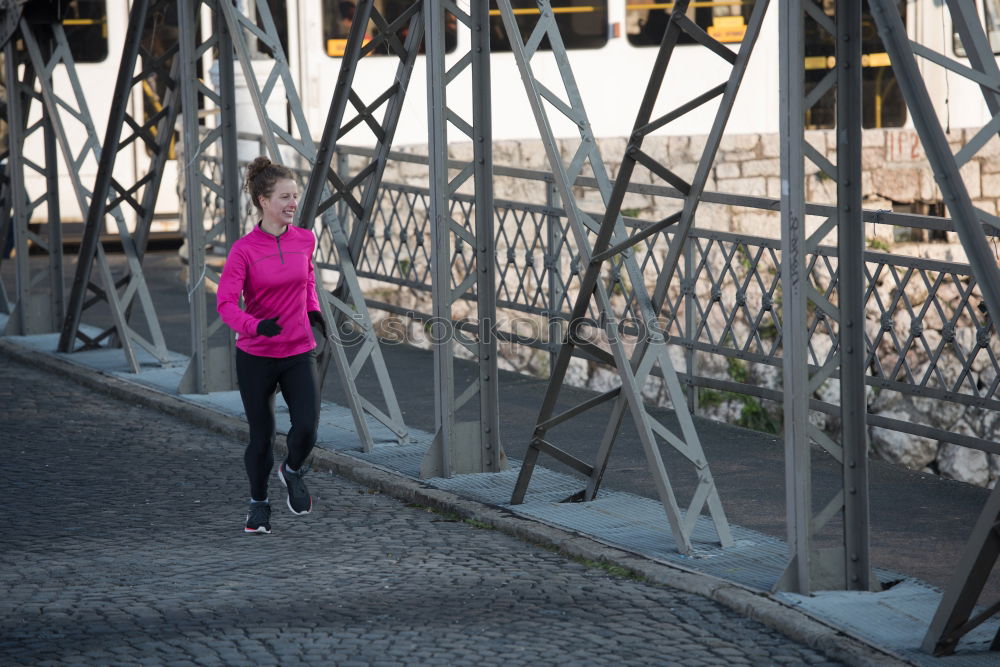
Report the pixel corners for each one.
[217,224,321,358]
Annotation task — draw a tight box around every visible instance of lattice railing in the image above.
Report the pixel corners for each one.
[196,141,1000,455]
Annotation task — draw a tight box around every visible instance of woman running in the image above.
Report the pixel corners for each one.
[217,156,327,534]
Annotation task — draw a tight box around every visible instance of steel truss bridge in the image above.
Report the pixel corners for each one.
[2,0,1000,655]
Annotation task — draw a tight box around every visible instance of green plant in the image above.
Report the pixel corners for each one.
[735,243,753,272]
[727,357,750,383]
[737,397,781,433]
[757,320,779,341]
[405,503,493,529]
[620,207,643,218]
[569,556,649,582]
[867,237,891,252]
[698,368,781,435]
[698,388,726,407]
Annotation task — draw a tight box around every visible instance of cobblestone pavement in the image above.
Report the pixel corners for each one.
[0,351,842,666]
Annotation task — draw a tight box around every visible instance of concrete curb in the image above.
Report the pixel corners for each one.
[0,338,912,666]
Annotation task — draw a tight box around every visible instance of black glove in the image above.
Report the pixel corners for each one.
[256,317,282,337]
[308,310,328,339]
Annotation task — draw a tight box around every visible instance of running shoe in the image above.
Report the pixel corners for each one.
[278,462,313,515]
[244,501,272,534]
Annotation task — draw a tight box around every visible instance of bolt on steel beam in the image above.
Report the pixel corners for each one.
[499,0,731,555]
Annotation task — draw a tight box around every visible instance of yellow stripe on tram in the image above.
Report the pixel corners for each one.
[488,6,598,16]
[626,1,747,9]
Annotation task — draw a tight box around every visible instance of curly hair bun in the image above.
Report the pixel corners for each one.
[244,156,272,190]
[244,156,295,210]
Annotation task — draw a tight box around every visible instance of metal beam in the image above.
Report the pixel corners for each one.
[863,0,1000,653]
[177,0,237,393]
[297,0,422,450]
[59,0,178,361]
[500,0,730,555]
[774,0,875,596]
[15,16,169,369]
[1,25,62,336]
[420,0,506,477]
[581,0,769,514]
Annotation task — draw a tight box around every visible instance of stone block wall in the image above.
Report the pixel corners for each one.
[366,127,1000,487]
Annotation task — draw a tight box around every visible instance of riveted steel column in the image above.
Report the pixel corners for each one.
[773,0,874,596]
[41,76,63,331]
[216,4,241,391]
[1,38,33,335]
[778,0,811,593]
[546,181,563,377]
[421,0,506,477]
[176,0,244,394]
[177,0,214,392]
[3,25,64,337]
[471,0,502,474]
[425,0,456,477]
[837,0,871,593]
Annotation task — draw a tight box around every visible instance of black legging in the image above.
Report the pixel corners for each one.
[236,348,320,501]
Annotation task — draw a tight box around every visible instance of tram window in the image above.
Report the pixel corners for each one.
[804,1,906,130]
[140,4,180,159]
[489,0,608,51]
[63,0,108,63]
[953,1,1000,55]
[626,1,754,47]
[322,0,457,57]
[254,0,290,58]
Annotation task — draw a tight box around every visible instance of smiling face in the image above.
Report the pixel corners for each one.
[258,178,299,229]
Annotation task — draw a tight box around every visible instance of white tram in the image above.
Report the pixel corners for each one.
[18,0,1000,230]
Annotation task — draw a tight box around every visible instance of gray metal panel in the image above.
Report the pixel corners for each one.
[779,580,999,664]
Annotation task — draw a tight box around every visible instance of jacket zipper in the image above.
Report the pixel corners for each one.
[276,236,284,264]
